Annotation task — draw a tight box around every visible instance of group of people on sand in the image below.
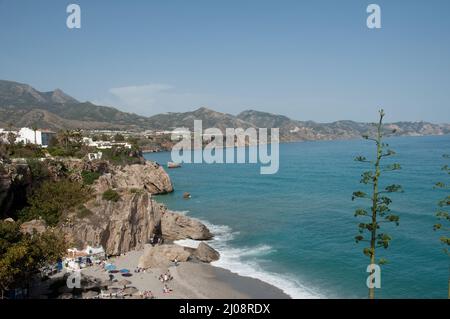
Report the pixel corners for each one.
[134,267,145,273]
[158,270,174,294]
[140,290,154,299]
[163,284,173,294]
[159,270,173,283]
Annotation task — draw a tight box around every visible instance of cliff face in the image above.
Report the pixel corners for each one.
[95,162,173,194]
[61,160,211,255]
[63,191,167,255]
[63,191,214,256]
[1,158,212,256]
[0,162,32,217]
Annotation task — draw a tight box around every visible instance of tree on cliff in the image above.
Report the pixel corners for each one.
[352,109,403,299]
[19,179,91,226]
[0,221,67,298]
[433,154,450,299]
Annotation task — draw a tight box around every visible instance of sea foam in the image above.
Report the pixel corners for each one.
[173,211,322,299]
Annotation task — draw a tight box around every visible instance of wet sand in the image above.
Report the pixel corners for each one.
[81,249,290,299]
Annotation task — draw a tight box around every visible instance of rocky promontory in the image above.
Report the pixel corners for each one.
[94,161,173,194]
[1,158,218,261]
[62,160,213,256]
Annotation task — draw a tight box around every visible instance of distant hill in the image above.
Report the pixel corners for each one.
[0,79,449,140]
[146,107,255,131]
[237,109,450,140]
[0,80,150,130]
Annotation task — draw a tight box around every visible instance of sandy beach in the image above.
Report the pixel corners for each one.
[81,249,290,299]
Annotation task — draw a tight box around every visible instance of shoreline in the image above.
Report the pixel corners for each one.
[80,249,290,299]
[141,133,450,155]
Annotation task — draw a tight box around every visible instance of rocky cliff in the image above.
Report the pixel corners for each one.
[94,161,173,194]
[1,158,214,257]
[66,197,214,256]
[0,161,32,217]
[61,160,212,256]
[63,191,167,255]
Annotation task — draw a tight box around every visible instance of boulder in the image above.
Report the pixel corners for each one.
[193,242,220,263]
[20,219,47,235]
[95,161,173,195]
[3,217,15,223]
[161,211,213,241]
[138,244,191,269]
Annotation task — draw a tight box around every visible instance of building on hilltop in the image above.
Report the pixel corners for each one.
[0,127,56,147]
[82,137,132,149]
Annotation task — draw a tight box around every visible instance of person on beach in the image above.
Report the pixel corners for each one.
[163,284,172,294]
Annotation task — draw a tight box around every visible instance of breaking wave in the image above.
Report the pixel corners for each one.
[173,211,322,299]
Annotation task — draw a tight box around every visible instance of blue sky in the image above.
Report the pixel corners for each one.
[0,0,449,123]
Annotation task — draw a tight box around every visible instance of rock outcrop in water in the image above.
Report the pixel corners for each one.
[192,242,220,263]
[161,211,213,241]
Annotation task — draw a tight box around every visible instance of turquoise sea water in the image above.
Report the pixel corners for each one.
[144,135,450,299]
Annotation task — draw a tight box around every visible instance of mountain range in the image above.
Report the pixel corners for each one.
[0,80,449,141]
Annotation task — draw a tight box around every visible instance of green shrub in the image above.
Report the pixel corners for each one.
[0,224,67,295]
[27,159,50,182]
[10,143,46,158]
[102,189,120,202]
[0,221,22,256]
[100,147,142,166]
[77,206,93,219]
[81,171,101,185]
[47,147,69,157]
[19,179,91,226]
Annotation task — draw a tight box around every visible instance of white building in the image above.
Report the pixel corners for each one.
[65,245,106,270]
[0,127,55,147]
[83,137,132,149]
[155,128,191,139]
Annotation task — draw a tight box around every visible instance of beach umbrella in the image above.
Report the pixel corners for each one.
[105,264,116,271]
[82,290,99,299]
[122,287,138,296]
[119,268,130,273]
[115,279,132,287]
